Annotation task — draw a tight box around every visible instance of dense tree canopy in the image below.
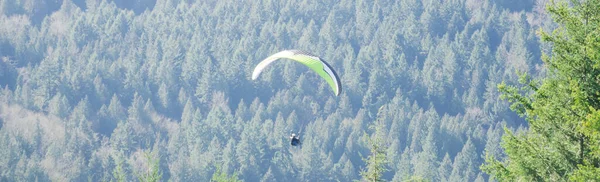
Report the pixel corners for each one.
[0,0,554,181]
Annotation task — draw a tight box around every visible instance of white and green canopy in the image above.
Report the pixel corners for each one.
[252,50,342,96]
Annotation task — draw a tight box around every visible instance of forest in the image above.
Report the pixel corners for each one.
[0,0,599,181]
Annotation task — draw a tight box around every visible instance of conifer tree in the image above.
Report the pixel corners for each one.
[483,0,600,181]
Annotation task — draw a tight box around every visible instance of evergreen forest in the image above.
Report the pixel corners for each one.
[1,0,599,181]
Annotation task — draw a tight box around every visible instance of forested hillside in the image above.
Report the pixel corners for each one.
[0,0,553,181]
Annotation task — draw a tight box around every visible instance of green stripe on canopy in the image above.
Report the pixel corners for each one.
[252,50,341,96]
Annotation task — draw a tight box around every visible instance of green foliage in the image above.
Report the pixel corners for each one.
[403,176,430,182]
[112,153,128,182]
[136,150,163,182]
[483,0,600,181]
[211,166,241,182]
[359,123,389,182]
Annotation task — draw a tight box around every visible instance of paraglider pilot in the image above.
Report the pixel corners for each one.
[290,133,301,146]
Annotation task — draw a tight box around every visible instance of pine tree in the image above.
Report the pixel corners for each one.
[47,93,70,118]
[483,0,600,181]
[136,150,163,182]
[412,129,439,181]
[438,153,452,182]
[449,138,477,182]
[112,152,129,182]
[211,165,241,182]
[360,123,389,182]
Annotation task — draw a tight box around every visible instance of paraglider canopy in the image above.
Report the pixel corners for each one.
[252,50,342,96]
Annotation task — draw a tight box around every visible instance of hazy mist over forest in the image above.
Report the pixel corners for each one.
[0,0,559,181]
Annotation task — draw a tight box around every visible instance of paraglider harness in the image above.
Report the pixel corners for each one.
[287,121,305,147]
[290,133,301,146]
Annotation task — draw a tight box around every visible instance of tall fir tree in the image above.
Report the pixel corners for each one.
[483,0,600,181]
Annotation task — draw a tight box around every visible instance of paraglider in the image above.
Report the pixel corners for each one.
[252,50,342,96]
[290,133,301,146]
